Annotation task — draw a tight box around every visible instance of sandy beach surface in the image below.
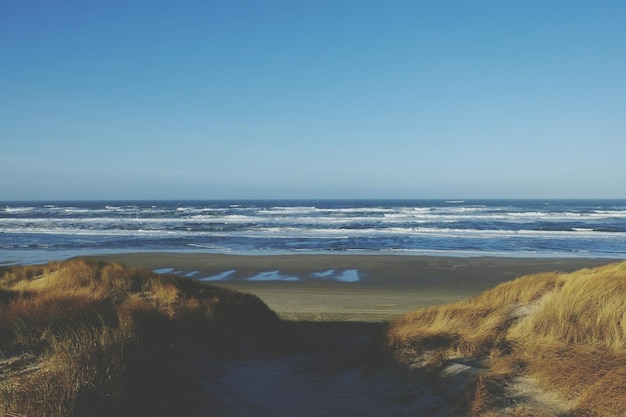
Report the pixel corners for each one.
[82,253,619,416]
[86,253,616,321]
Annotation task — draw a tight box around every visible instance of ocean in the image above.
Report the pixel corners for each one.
[1,199,625,265]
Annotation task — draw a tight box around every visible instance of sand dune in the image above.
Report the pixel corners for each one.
[5,255,621,416]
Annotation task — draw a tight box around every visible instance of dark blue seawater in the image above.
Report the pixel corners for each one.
[1,200,625,265]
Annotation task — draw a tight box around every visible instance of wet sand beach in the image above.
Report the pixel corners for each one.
[85,253,616,321]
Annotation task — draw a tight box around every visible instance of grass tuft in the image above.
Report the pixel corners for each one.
[0,259,292,417]
[386,261,626,416]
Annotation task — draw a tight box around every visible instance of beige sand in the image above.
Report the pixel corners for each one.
[82,254,619,416]
[85,253,616,321]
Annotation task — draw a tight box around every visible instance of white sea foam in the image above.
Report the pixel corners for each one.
[260,206,318,215]
[63,208,91,214]
[2,200,626,262]
[201,226,626,240]
[3,206,35,213]
[3,221,625,241]
[592,210,626,218]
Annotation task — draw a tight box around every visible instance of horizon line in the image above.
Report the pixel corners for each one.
[2,197,626,203]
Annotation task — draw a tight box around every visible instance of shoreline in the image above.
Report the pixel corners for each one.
[81,253,619,321]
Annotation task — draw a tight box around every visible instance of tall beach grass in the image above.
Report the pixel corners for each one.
[386,261,626,416]
[0,259,291,417]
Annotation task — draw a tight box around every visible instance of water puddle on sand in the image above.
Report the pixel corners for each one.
[198,270,236,281]
[312,269,335,278]
[247,270,300,282]
[153,268,175,274]
[335,269,359,282]
[312,269,360,282]
[155,268,361,283]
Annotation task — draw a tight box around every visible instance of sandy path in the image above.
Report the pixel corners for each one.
[189,322,475,417]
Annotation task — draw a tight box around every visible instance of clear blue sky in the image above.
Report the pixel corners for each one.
[2,1,625,200]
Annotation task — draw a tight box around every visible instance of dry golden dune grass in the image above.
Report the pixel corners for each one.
[0,259,290,417]
[386,261,626,417]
